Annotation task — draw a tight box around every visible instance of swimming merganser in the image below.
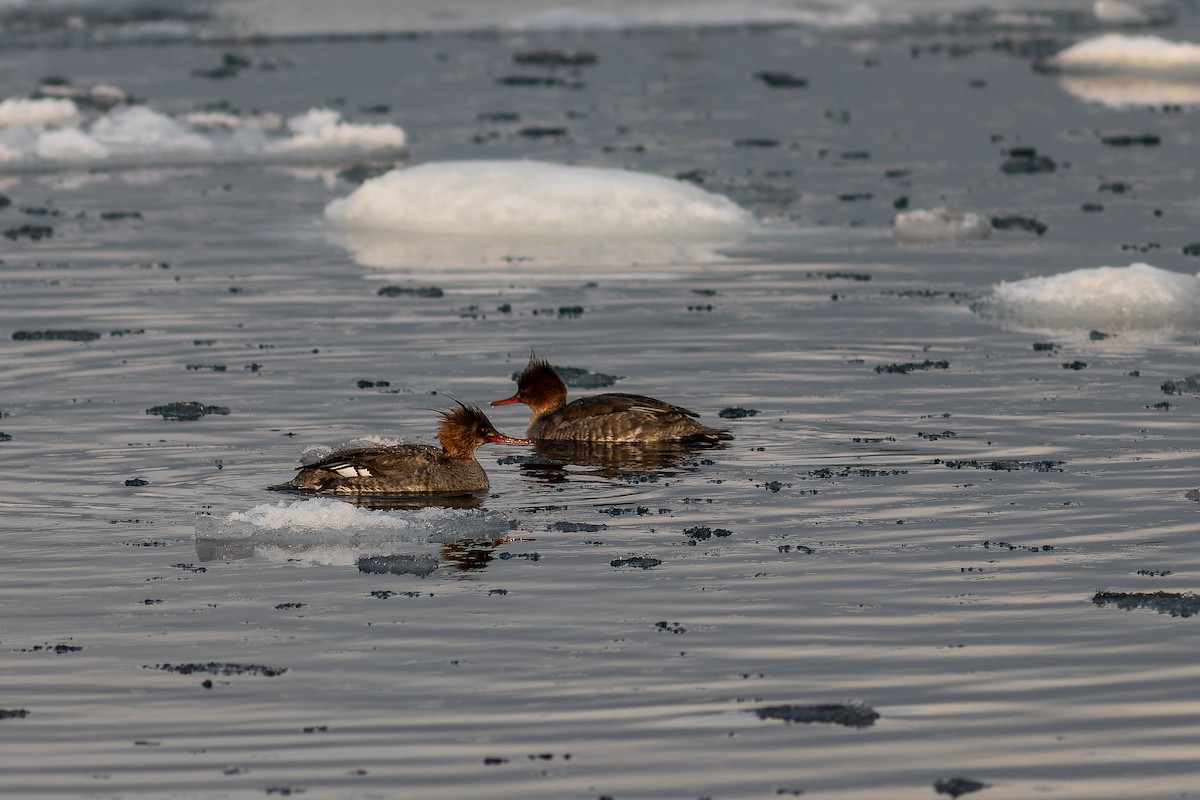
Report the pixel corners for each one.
[268,403,531,496]
[491,355,730,443]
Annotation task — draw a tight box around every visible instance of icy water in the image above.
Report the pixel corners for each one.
[4,2,1200,799]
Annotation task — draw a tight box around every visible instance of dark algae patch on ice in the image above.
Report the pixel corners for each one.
[1099,132,1160,147]
[610,555,662,569]
[875,359,949,374]
[999,146,1056,174]
[13,329,101,342]
[1161,374,1200,395]
[377,285,444,298]
[981,540,1055,552]
[358,554,440,577]
[991,215,1047,235]
[3,224,53,240]
[934,777,989,798]
[148,662,288,677]
[549,521,608,532]
[513,49,598,67]
[145,401,231,420]
[935,459,1063,472]
[1092,591,1200,618]
[754,70,808,88]
[753,703,879,729]
[683,526,733,541]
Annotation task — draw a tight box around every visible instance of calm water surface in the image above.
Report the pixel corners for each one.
[2,5,1200,798]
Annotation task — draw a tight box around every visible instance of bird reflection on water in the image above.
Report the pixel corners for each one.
[504,437,729,482]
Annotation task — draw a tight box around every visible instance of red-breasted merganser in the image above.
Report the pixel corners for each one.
[268,404,531,496]
[491,356,730,443]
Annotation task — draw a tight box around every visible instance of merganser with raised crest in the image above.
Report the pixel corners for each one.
[268,403,531,497]
[491,355,730,443]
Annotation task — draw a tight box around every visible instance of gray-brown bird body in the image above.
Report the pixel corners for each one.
[268,404,530,497]
[492,356,730,444]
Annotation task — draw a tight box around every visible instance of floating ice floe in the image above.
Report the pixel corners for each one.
[1040,34,1200,74]
[194,498,516,566]
[975,263,1200,333]
[893,207,991,244]
[0,93,407,173]
[1038,34,1200,107]
[326,160,754,238]
[324,159,756,268]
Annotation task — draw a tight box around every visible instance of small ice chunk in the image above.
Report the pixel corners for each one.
[1094,0,1151,24]
[0,97,79,128]
[977,262,1200,332]
[893,207,991,244]
[199,498,515,543]
[88,84,128,109]
[324,159,755,240]
[276,108,407,154]
[215,498,420,536]
[1041,34,1200,74]
[194,499,516,565]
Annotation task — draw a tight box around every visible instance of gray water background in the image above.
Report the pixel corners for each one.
[2,2,1200,797]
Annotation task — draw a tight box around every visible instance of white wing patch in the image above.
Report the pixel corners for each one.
[331,464,372,478]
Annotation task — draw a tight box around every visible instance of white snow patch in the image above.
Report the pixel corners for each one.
[324,160,755,241]
[1041,34,1200,74]
[977,263,1200,333]
[893,207,991,244]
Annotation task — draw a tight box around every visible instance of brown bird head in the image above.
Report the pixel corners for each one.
[490,354,568,415]
[438,403,533,460]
